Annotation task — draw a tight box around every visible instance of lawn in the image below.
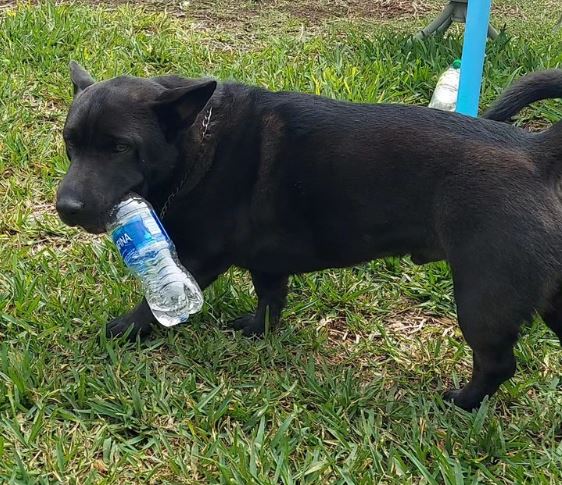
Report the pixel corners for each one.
[1,0,562,483]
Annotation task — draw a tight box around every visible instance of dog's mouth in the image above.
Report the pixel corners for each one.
[83,209,114,234]
[80,222,107,235]
[57,211,108,235]
[78,195,137,235]
[66,211,110,235]
[57,186,145,235]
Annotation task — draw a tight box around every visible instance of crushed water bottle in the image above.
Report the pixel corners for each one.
[429,59,461,111]
[107,195,203,327]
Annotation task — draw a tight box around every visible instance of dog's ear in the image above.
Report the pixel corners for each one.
[70,61,95,95]
[151,79,217,130]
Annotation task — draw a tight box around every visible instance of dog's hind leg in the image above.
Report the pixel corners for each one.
[541,284,562,344]
[444,258,543,410]
[230,271,289,337]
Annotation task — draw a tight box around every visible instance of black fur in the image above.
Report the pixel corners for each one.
[483,69,562,122]
[57,64,562,410]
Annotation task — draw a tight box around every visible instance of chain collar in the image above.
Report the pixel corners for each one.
[159,106,213,219]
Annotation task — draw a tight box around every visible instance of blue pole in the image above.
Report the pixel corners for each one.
[456,0,493,117]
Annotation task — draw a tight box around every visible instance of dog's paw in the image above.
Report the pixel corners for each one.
[443,388,482,411]
[229,314,265,337]
[106,314,153,340]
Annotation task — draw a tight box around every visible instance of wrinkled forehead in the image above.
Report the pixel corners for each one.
[64,77,161,138]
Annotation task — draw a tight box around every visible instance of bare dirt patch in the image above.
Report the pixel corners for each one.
[282,0,436,23]
[1,1,440,28]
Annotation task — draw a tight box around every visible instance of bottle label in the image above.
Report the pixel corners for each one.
[111,210,170,267]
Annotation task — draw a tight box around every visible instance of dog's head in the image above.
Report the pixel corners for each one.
[56,62,216,233]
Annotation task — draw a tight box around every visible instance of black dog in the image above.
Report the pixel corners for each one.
[56,63,562,410]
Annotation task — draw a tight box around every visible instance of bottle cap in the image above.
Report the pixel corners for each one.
[452,59,461,69]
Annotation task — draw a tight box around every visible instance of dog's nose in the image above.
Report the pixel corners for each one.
[56,195,85,219]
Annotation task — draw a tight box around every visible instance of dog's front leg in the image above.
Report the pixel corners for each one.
[230,271,289,337]
[106,298,154,340]
[106,257,229,340]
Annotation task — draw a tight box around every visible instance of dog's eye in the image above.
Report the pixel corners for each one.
[113,143,130,153]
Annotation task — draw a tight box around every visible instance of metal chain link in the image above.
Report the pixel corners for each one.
[159,106,213,219]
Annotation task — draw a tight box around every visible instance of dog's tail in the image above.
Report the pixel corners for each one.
[482,69,562,122]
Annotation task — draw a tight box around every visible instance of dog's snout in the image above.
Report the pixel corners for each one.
[55,187,107,233]
[56,195,85,221]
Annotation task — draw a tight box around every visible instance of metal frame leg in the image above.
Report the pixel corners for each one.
[487,23,499,39]
[415,1,498,40]
[414,4,455,39]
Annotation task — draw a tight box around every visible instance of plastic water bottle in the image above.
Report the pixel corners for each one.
[429,59,461,111]
[107,195,203,327]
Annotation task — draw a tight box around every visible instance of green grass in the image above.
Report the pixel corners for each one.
[1,0,562,482]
